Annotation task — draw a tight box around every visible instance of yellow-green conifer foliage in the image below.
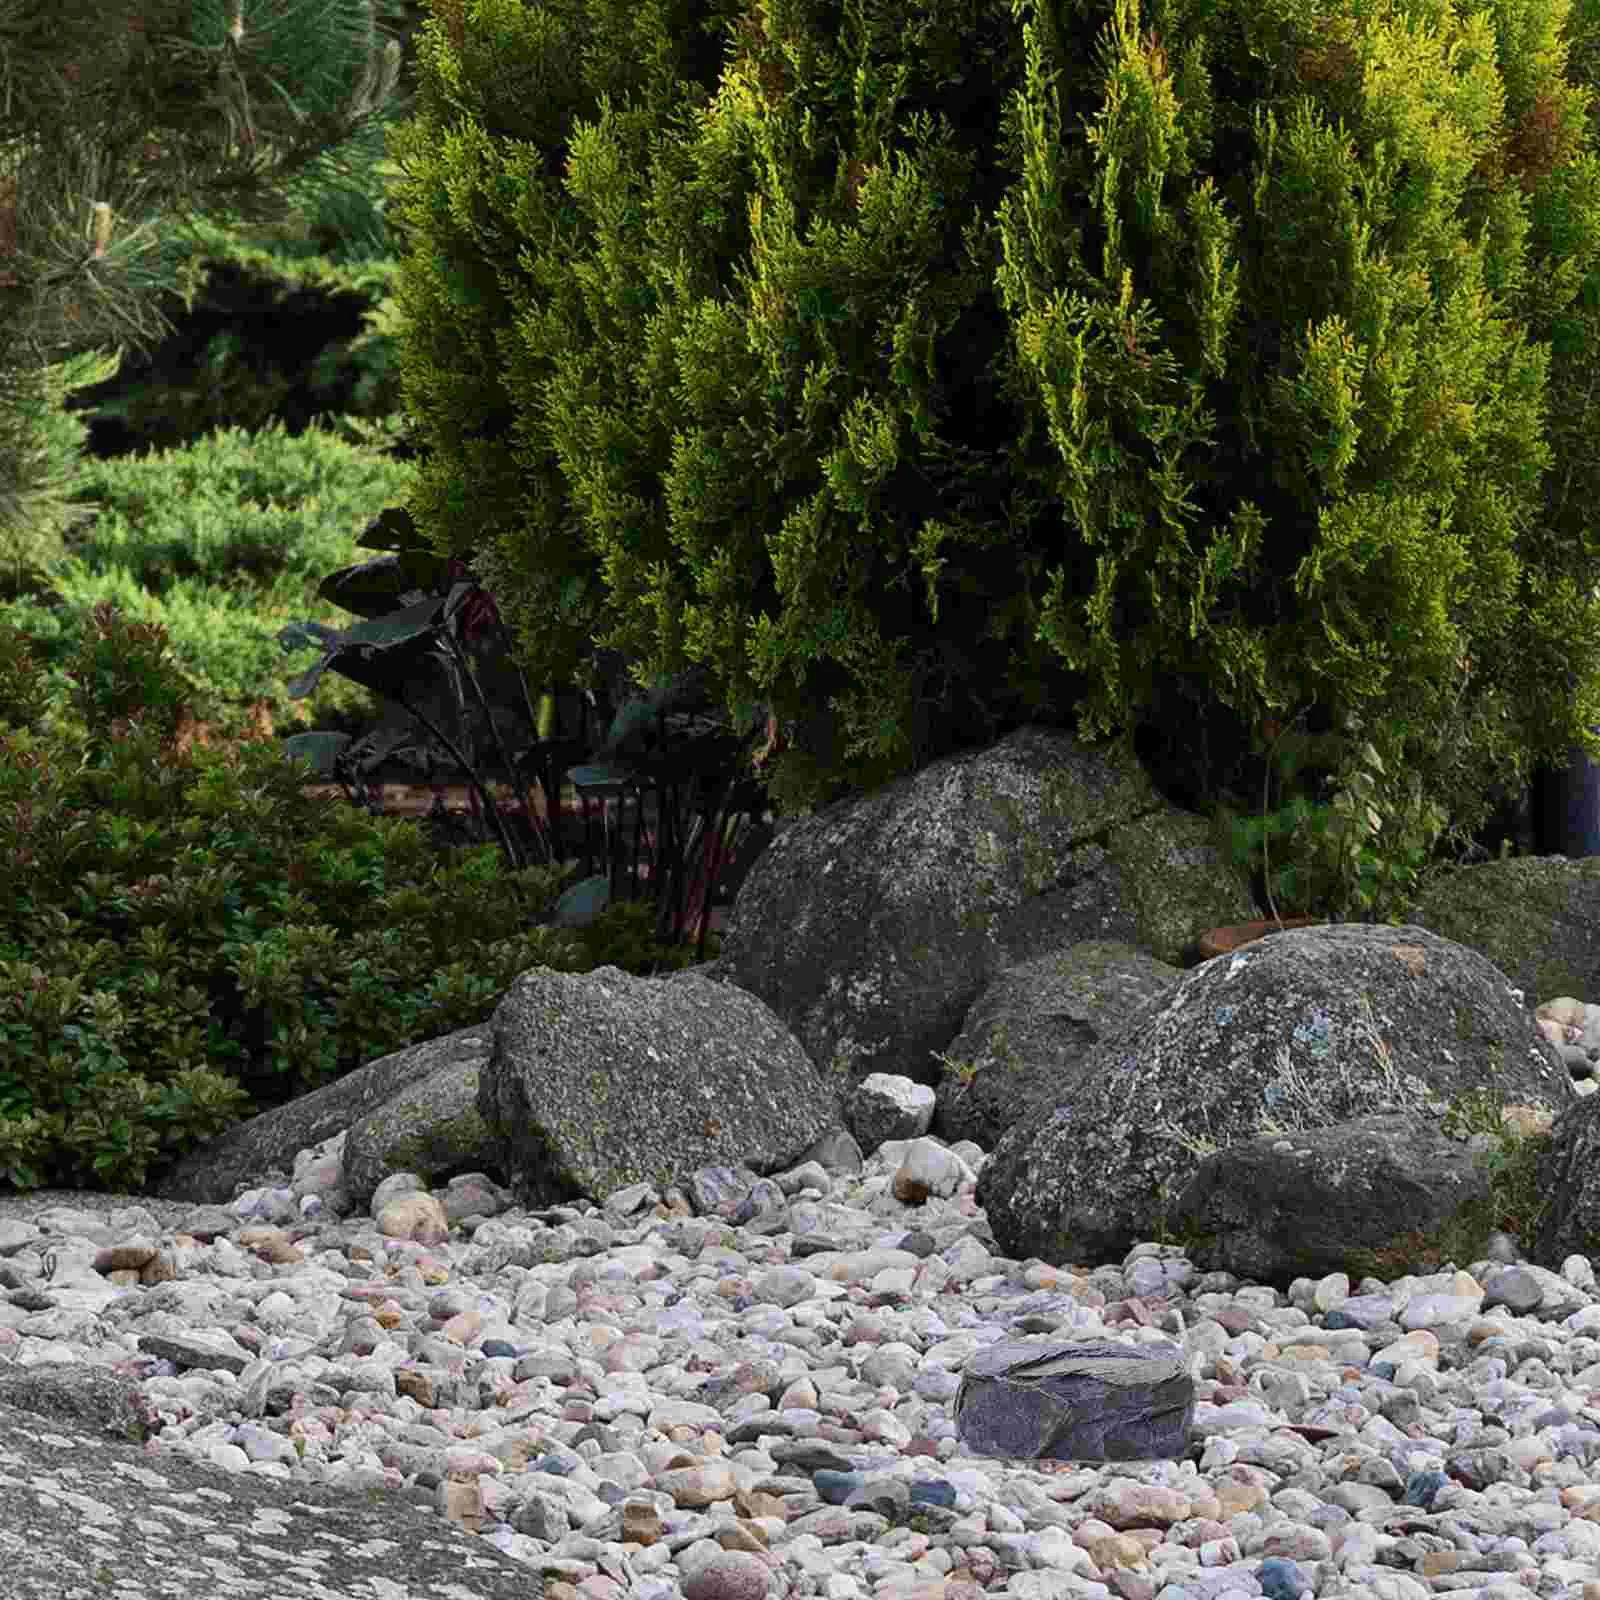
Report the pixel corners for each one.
[379,0,1600,830]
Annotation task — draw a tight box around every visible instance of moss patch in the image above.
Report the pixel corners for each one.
[1410,856,1600,1008]
[375,1106,496,1185]
[963,738,1254,962]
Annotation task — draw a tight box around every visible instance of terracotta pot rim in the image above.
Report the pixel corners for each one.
[1196,915,1326,962]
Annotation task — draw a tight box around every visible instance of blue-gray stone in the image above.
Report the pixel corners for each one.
[1258,1556,1307,1600]
[813,1469,863,1505]
[1403,1469,1447,1508]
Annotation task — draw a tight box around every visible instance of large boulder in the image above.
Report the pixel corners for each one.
[713,725,1255,1096]
[153,1023,495,1204]
[1532,1092,1600,1264]
[340,1055,497,1203]
[0,1372,537,1599]
[1407,854,1600,1015]
[479,964,839,1208]
[155,961,843,1212]
[977,923,1577,1272]
[933,941,1183,1150]
[1168,1110,1508,1283]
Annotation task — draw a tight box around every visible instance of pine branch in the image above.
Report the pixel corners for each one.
[0,0,408,579]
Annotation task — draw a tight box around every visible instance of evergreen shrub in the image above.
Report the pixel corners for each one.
[0,605,717,1194]
[373,0,1600,880]
[0,414,426,741]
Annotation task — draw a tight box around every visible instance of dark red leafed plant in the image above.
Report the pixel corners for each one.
[276,508,781,958]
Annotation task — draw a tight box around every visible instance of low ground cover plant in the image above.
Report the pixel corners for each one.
[0,414,418,741]
[0,606,719,1195]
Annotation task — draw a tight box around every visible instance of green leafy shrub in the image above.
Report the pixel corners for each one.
[0,415,426,741]
[1212,703,1454,924]
[567,896,724,978]
[0,605,711,1194]
[0,624,55,732]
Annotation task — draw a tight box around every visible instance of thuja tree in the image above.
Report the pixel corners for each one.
[378,0,1600,833]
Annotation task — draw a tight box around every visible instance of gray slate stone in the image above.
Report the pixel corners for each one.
[479,964,839,1208]
[955,1337,1194,1462]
